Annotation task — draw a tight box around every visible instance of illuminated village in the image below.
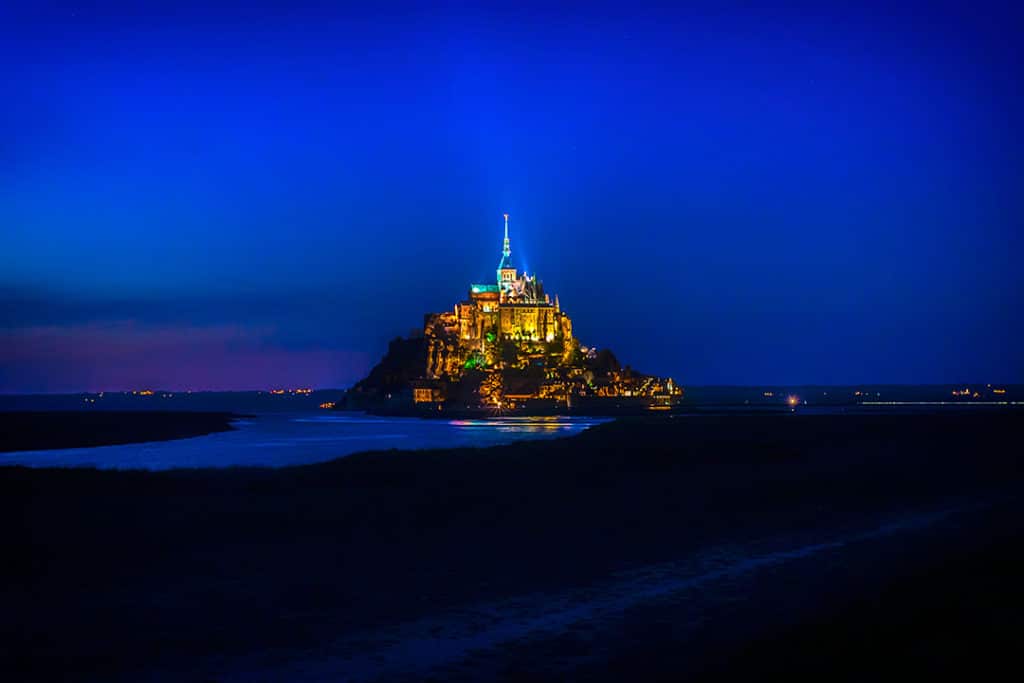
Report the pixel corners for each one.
[343,215,683,414]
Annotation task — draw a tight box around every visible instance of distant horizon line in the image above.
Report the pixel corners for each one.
[1,382,1020,397]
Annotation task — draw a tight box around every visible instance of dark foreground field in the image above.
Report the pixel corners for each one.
[0,411,236,452]
[3,411,1023,681]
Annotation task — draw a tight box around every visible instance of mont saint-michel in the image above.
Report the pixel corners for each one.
[342,215,683,414]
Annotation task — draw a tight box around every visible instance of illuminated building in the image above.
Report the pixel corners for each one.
[424,214,573,379]
[409,215,681,409]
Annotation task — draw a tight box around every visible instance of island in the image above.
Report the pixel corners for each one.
[342,215,682,415]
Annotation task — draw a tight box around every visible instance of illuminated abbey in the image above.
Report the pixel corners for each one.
[423,214,573,379]
[343,214,681,413]
[412,215,681,410]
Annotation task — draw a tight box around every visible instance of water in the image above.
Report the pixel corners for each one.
[0,413,607,470]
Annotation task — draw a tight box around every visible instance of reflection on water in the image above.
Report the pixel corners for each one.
[1,413,607,470]
[448,416,576,433]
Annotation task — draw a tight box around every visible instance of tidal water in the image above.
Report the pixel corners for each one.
[0,413,607,470]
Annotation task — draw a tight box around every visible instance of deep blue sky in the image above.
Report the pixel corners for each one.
[2,1,1022,391]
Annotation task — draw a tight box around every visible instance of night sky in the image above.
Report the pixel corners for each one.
[2,1,1021,392]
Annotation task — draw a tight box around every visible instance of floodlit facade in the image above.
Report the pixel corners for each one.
[424,214,573,379]
[414,215,682,410]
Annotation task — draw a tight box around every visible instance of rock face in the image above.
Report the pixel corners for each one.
[344,331,679,413]
[342,336,426,408]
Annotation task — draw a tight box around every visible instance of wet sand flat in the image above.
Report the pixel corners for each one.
[0,411,237,453]
[2,412,1022,681]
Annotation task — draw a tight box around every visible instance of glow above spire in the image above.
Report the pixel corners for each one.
[502,213,511,260]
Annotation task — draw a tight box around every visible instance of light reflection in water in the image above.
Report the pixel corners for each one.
[447,417,583,433]
[1,412,609,470]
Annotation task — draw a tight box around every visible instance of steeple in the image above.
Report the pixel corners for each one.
[497,212,516,288]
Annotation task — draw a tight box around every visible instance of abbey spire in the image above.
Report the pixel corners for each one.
[497,213,516,287]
